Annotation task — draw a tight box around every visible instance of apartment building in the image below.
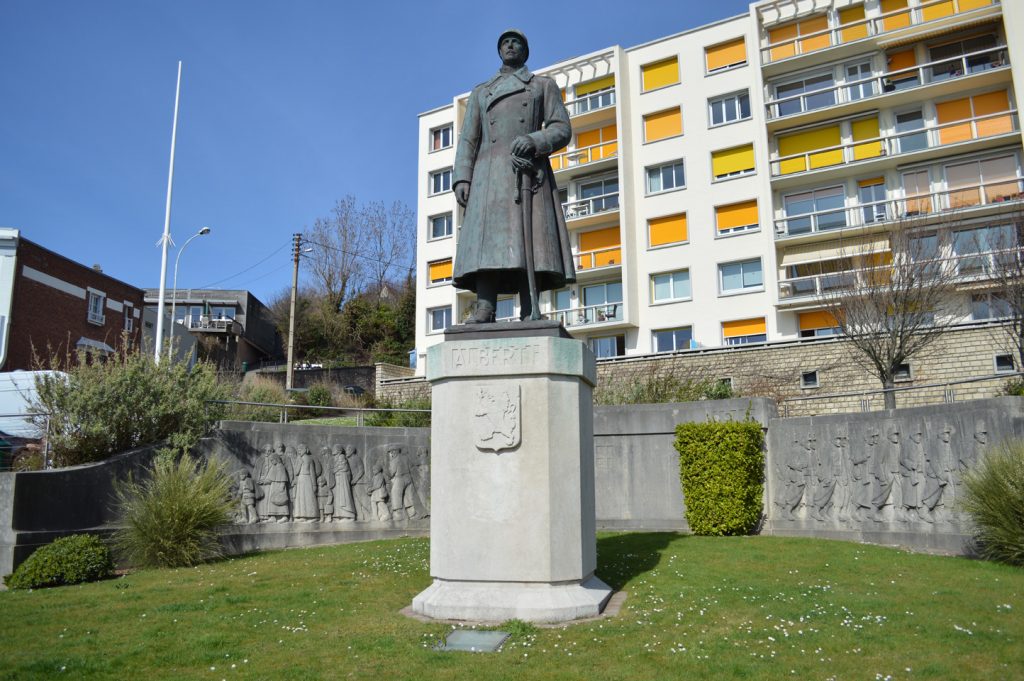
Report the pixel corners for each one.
[415,0,1021,374]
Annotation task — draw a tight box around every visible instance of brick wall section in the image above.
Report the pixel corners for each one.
[377,323,1017,413]
[4,239,145,370]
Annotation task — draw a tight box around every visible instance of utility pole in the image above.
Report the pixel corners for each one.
[286,233,301,391]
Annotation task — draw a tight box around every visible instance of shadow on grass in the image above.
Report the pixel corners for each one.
[595,532,682,591]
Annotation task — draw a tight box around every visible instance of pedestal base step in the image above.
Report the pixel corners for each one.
[412,575,613,623]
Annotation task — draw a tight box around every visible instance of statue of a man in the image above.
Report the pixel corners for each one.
[453,29,575,323]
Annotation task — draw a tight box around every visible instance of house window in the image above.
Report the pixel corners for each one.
[87,291,106,325]
[648,213,687,248]
[590,335,625,358]
[210,306,236,320]
[858,177,889,224]
[427,306,452,333]
[651,269,691,303]
[773,71,835,117]
[643,107,682,143]
[646,160,685,194]
[895,109,928,153]
[722,317,767,345]
[715,199,759,235]
[429,168,452,195]
[189,306,203,325]
[709,91,751,127]
[782,186,845,235]
[798,310,841,338]
[800,370,820,388]
[719,258,763,294]
[641,57,679,92]
[653,327,693,353]
[994,353,1015,373]
[711,144,754,180]
[427,258,453,286]
[123,304,134,332]
[429,213,453,239]
[430,125,452,151]
[971,292,1011,320]
[705,37,746,73]
[893,362,912,382]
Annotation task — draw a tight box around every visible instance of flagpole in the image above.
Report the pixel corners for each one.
[154,60,182,362]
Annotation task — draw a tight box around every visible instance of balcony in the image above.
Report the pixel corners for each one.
[183,316,242,334]
[574,246,622,274]
[562,191,620,228]
[551,141,618,180]
[775,175,1024,238]
[760,0,1001,69]
[765,45,1010,125]
[770,108,1019,183]
[547,302,624,329]
[564,88,616,128]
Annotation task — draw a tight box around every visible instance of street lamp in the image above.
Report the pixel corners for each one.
[168,226,211,361]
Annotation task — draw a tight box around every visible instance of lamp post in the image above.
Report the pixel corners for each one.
[169,226,211,361]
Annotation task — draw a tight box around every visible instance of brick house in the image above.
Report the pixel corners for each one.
[0,228,144,370]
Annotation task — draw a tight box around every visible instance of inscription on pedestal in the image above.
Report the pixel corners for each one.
[450,344,542,369]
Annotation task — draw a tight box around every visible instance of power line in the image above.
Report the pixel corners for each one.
[301,238,415,272]
[199,241,290,288]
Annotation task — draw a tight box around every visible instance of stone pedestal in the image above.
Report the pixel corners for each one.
[411,331,612,622]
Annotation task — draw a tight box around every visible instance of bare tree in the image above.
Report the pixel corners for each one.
[362,200,415,304]
[303,196,365,311]
[974,213,1024,371]
[815,218,961,410]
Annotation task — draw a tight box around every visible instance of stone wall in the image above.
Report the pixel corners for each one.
[377,376,431,404]
[249,366,377,396]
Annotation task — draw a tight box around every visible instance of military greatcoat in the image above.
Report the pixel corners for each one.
[452,65,576,294]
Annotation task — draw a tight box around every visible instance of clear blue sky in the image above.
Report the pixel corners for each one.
[0,0,752,304]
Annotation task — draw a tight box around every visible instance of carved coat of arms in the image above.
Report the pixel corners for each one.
[473,385,521,453]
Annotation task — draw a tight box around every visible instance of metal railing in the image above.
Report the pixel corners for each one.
[775,176,1024,237]
[551,141,618,172]
[574,246,622,271]
[772,108,1019,177]
[547,302,624,328]
[779,371,1021,417]
[766,45,1009,119]
[184,316,241,333]
[562,191,620,220]
[565,88,616,117]
[760,0,1000,64]
[207,400,430,426]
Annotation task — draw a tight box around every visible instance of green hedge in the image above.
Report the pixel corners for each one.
[6,534,114,590]
[960,439,1024,566]
[675,420,765,536]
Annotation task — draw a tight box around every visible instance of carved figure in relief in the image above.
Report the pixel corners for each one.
[387,446,419,520]
[474,386,521,451]
[368,462,391,521]
[291,444,321,521]
[922,425,954,519]
[413,446,431,513]
[900,430,925,522]
[332,445,356,521]
[345,445,369,521]
[263,452,292,522]
[253,444,274,521]
[812,433,845,521]
[237,471,258,524]
[849,430,876,522]
[779,436,811,520]
[317,446,336,521]
[871,426,900,521]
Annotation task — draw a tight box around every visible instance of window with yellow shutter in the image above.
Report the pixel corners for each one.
[705,37,746,73]
[577,226,621,270]
[798,311,841,338]
[722,317,767,345]
[715,200,759,235]
[648,213,688,248]
[643,108,682,143]
[641,57,679,92]
[428,259,453,285]
[777,125,843,175]
[936,90,1012,145]
[766,14,831,62]
[711,144,755,180]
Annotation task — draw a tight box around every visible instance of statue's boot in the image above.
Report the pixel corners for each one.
[465,299,495,324]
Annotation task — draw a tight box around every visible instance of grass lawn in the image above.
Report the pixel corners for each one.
[294,416,360,427]
[1,534,1021,680]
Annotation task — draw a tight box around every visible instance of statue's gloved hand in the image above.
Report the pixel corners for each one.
[511,154,533,171]
[454,182,470,207]
[510,135,537,157]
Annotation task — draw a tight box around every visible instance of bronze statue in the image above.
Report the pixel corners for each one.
[453,29,575,323]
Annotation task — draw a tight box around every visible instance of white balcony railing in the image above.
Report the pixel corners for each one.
[185,316,241,333]
[771,109,1019,177]
[775,176,1024,237]
[547,302,624,328]
[551,141,617,172]
[562,191,619,220]
[760,0,1000,65]
[766,45,1010,120]
[574,246,622,271]
[565,88,616,118]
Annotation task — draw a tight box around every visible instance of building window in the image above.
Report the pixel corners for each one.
[971,292,1011,320]
[427,258,453,286]
[711,144,755,180]
[719,258,763,294]
[709,91,750,127]
[895,109,928,154]
[430,125,452,152]
[429,168,452,195]
[800,370,820,388]
[894,362,912,382]
[643,107,682,143]
[651,269,691,303]
[581,281,623,324]
[844,60,876,101]
[798,310,841,338]
[705,37,746,73]
[994,353,1015,373]
[646,160,685,194]
[573,75,615,113]
[782,186,846,235]
[653,327,693,353]
[87,291,106,325]
[954,224,1015,275]
[590,335,625,358]
[123,304,134,332]
[576,176,619,215]
[495,297,516,322]
[641,57,679,92]
[777,124,842,175]
[722,317,767,345]
[767,14,829,62]
[944,155,1020,207]
[427,306,452,334]
[429,213,453,240]
[928,34,999,82]
[648,213,687,248]
[858,177,889,224]
[773,71,835,117]
[715,199,759,235]
[210,306,236,320]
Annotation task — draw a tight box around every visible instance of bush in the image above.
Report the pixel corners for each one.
[1004,378,1024,397]
[365,398,431,427]
[306,382,334,408]
[228,375,288,422]
[960,439,1024,566]
[596,370,733,405]
[675,419,764,536]
[6,534,114,590]
[30,346,229,467]
[113,452,234,568]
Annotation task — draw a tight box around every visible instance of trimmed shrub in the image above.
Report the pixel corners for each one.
[6,534,114,590]
[113,452,234,568]
[675,419,764,536]
[960,439,1024,566]
[366,398,431,427]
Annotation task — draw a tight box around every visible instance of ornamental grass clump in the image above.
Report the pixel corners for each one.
[113,452,234,568]
[5,534,114,590]
[960,439,1024,567]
